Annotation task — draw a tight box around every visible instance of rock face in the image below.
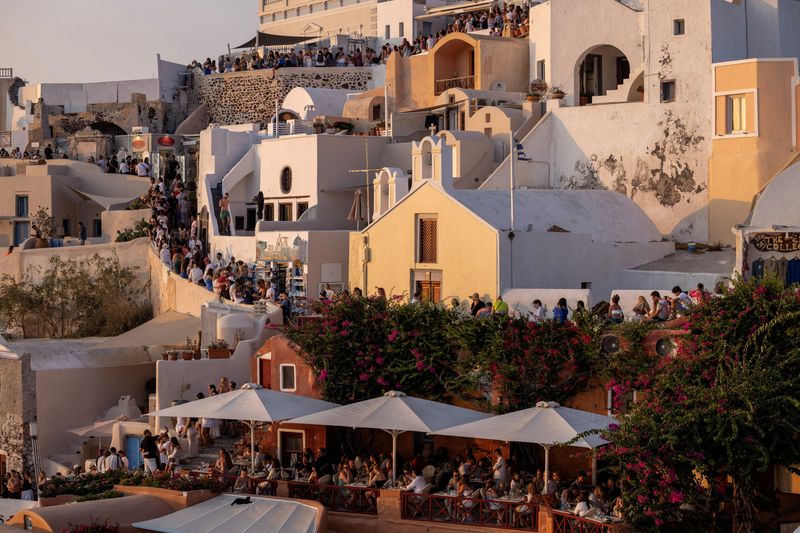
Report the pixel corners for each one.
[0,354,36,474]
[191,67,373,127]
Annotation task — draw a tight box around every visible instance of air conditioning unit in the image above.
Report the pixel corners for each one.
[131,126,149,134]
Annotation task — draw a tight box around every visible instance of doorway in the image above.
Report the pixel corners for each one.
[415,280,441,303]
[279,430,305,467]
[579,53,603,102]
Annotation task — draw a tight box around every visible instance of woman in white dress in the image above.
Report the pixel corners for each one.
[186,418,199,457]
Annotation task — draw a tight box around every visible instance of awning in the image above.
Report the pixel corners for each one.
[133,494,320,533]
[65,185,140,211]
[416,0,494,20]
[234,32,313,49]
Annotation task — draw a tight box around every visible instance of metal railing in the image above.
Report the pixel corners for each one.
[435,75,474,95]
[401,492,538,530]
[288,481,378,514]
[0,68,12,79]
[551,510,624,533]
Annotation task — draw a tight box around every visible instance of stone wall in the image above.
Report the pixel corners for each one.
[191,67,374,127]
[0,354,35,473]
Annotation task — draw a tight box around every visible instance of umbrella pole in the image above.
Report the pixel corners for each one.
[392,431,398,486]
[591,455,597,486]
[250,422,256,473]
[542,444,551,495]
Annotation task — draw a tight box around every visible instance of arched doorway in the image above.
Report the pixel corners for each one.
[575,45,630,105]
[432,37,476,95]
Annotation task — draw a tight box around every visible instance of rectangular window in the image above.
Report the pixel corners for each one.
[660,80,676,103]
[15,195,28,218]
[265,204,275,221]
[673,19,685,35]
[246,208,257,231]
[399,22,404,37]
[418,217,438,263]
[537,60,546,81]
[297,202,309,218]
[726,94,747,134]
[92,219,102,238]
[13,222,30,246]
[279,364,296,391]
[279,203,292,221]
[385,25,390,39]
[62,219,71,237]
[279,430,304,467]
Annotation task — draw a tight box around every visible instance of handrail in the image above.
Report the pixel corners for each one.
[435,75,474,95]
[551,509,625,533]
[401,491,538,530]
[0,68,12,78]
[288,480,378,514]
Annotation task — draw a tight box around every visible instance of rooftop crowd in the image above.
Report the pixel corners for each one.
[190,2,529,73]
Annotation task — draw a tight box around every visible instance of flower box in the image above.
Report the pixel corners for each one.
[114,485,216,510]
[208,348,232,359]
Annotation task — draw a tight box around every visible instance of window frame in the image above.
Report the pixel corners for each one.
[660,80,676,103]
[280,167,292,194]
[279,363,297,392]
[15,195,28,218]
[726,94,747,134]
[416,215,438,265]
[673,19,685,35]
[279,203,293,222]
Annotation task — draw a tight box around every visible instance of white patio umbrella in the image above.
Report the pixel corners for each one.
[288,390,491,484]
[147,383,339,471]
[433,401,617,490]
[69,417,130,450]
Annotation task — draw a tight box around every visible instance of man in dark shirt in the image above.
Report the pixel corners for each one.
[140,429,159,474]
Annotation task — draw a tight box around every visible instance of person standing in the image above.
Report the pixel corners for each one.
[78,221,87,245]
[140,429,159,474]
[219,193,231,234]
[136,157,152,177]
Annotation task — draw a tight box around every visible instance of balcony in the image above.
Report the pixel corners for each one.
[435,75,474,95]
[551,510,624,533]
[0,68,12,78]
[401,491,538,530]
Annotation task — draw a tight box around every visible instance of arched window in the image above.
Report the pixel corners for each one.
[280,167,292,194]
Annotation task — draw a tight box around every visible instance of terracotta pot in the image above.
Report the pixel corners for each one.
[181,351,193,361]
[162,353,170,361]
[208,348,232,360]
[552,91,566,100]
[167,353,178,361]
[527,94,540,102]
[193,350,202,360]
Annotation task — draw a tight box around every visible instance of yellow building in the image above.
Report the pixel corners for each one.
[349,135,673,303]
[708,58,800,245]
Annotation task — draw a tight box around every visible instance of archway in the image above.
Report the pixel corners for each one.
[419,140,433,180]
[574,44,630,105]
[432,36,476,95]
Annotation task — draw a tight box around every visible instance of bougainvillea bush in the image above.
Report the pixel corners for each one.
[599,277,800,530]
[283,296,595,411]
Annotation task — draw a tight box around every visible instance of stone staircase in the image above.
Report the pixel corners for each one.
[180,435,239,471]
[591,69,644,105]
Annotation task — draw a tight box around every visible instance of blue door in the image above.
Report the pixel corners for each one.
[125,436,141,471]
[13,222,29,246]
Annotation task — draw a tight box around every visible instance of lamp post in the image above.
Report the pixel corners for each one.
[29,420,39,493]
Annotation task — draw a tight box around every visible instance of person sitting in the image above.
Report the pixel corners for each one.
[233,469,250,493]
[166,437,182,472]
[573,490,593,517]
[553,298,569,324]
[403,468,428,493]
[589,486,608,513]
[470,293,486,317]
[645,291,671,322]
[529,299,545,323]
[631,295,650,322]
[608,294,624,323]
[215,449,233,474]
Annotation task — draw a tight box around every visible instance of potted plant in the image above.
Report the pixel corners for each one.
[527,91,544,102]
[181,337,196,361]
[31,206,55,248]
[207,338,231,359]
[529,79,548,93]
[550,86,566,100]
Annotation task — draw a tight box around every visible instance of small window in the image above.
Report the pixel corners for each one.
[673,19,685,35]
[92,219,102,238]
[399,22,404,37]
[265,204,275,221]
[280,364,296,391]
[279,203,293,221]
[537,60,546,80]
[234,216,245,231]
[385,25,391,39]
[15,196,28,218]
[726,94,747,134]
[660,80,676,103]
[297,202,309,218]
[418,217,438,263]
[280,167,292,194]
[485,113,491,123]
[246,208,257,231]
[62,219,71,237]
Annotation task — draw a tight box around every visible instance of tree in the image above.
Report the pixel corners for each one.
[0,254,151,339]
[599,277,800,530]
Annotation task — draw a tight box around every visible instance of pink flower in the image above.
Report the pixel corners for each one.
[655,518,664,526]
[359,373,369,381]
[377,377,388,386]
[415,360,426,371]
[669,491,684,504]
[375,357,384,365]
[319,369,329,381]
[637,494,649,504]
[387,330,399,342]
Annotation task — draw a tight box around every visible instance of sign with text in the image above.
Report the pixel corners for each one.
[750,232,800,253]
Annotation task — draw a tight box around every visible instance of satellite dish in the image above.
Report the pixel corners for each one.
[655,338,676,357]
[602,335,621,354]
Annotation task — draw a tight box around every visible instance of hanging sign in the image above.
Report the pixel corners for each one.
[750,232,800,253]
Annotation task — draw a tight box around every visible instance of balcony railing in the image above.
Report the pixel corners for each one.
[287,481,378,514]
[551,510,625,533]
[0,68,12,78]
[401,491,538,530]
[434,75,474,95]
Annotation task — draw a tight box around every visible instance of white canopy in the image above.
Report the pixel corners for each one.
[148,384,338,471]
[289,390,490,483]
[434,401,617,489]
[69,419,121,438]
[132,494,318,533]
